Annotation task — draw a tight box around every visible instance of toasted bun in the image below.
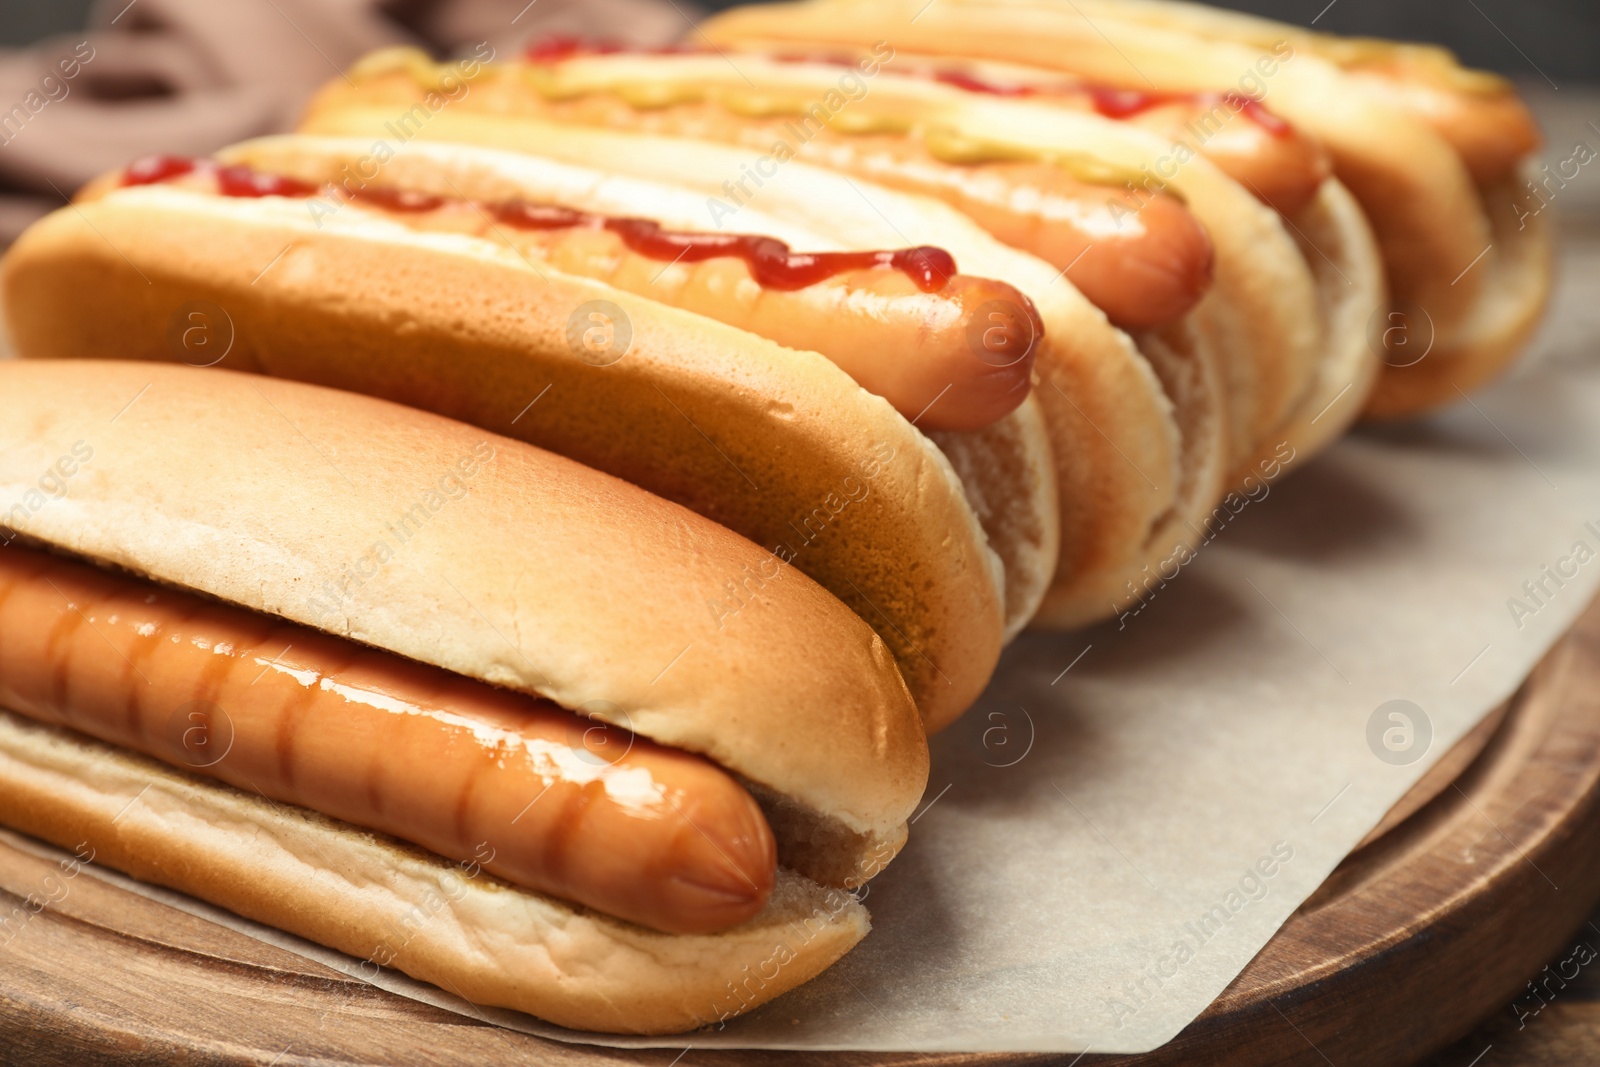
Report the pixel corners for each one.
[0,709,868,1034]
[0,361,928,880]
[703,0,1551,416]
[2,165,1007,731]
[293,93,1221,631]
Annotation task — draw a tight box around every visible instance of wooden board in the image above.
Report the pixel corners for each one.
[3,594,1599,1067]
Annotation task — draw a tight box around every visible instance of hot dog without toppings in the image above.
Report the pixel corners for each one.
[0,545,777,935]
[0,360,933,1032]
[112,155,1041,433]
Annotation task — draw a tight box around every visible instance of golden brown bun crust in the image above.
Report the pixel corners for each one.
[0,710,868,1034]
[1,181,1004,731]
[0,360,927,872]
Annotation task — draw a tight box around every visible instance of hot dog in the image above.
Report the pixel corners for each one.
[0,545,774,936]
[702,0,1553,419]
[471,42,1372,474]
[5,136,1060,726]
[0,359,929,1033]
[1340,60,1540,187]
[108,153,1041,434]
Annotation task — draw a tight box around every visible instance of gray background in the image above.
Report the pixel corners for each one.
[0,0,1595,82]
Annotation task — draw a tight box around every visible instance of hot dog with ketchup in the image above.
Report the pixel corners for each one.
[1012,0,1543,187]
[0,359,929,1033]
[4,135,1064,725]
[702,0,1553,419]
[109,153,1040,435]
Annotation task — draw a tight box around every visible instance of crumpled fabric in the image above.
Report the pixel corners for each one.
[0,0,698,242]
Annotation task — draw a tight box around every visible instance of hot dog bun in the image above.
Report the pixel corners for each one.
[703,0,1552,418]
[2,144,1045,730]
[0,359,927,1032]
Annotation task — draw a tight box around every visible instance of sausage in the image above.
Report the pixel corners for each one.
[1345,67,1542,187]
[358,198,1043,432]
[526,94,1216,331]
[125,159,1040,434]
[896,156,1215,331]
[912,67,1333,217]
[0,546,777,935]
[1045,89,1333,217]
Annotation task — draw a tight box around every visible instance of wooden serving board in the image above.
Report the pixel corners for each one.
[3,595,1600,1067]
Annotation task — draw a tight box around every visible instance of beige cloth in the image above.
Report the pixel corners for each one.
[0,0,697,242]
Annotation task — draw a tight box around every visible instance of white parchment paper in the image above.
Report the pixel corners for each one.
[6,99,1599,1058]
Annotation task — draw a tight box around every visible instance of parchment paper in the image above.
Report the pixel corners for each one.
[6,95,1600,1060]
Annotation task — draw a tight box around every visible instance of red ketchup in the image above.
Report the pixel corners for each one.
[118,157,958,294]
[525,35,701,62]
[515,39,1297,139]
[121,155,200,185]
[214,166,320,199]
[492,202,953,292]
[1084,86,1291,136]
[931,69,1039,97]
[120,156,320,197]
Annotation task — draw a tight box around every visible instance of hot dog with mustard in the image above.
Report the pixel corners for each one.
[702,0,1552,418]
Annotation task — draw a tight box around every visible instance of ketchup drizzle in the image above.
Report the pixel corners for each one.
[122,155,199,185]
[518,37,1294,137]
[524,35,700,62]
[215,165,320,199]
[119,157,958,293]
[931,69,1038,98]
[1083,87,1291,136]
[121,156,322,198]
